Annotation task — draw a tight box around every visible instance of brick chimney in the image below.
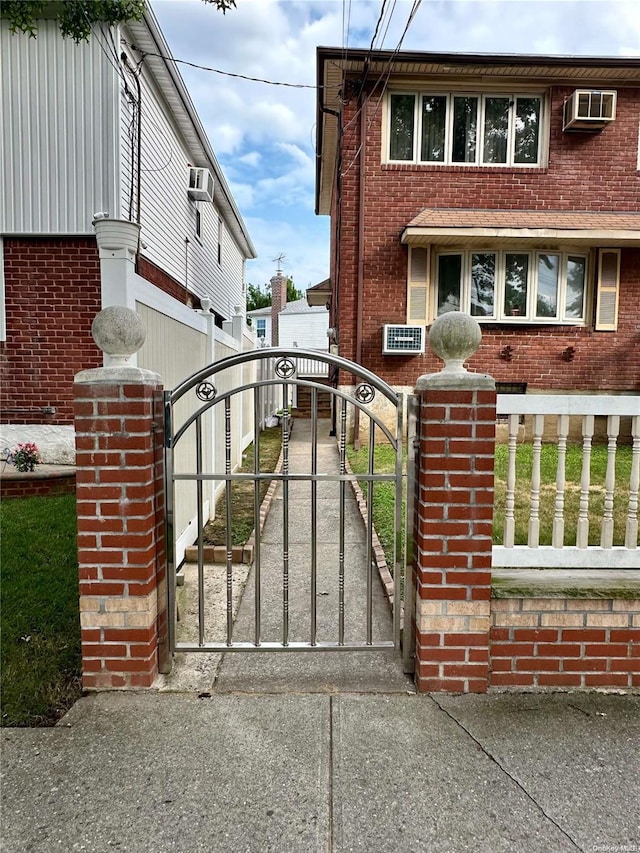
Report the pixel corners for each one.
[270,264,287,347]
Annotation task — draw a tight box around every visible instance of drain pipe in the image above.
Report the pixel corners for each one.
[353,92,367,450]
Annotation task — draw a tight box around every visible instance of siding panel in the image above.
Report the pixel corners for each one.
[0,21,118,233]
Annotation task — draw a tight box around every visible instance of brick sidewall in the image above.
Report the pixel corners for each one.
[1,238,102,425]
[414,386,496,693]
[334,85,640,390]
[0,474,76,499]
[490,598,640,690]
[74,380,166,689]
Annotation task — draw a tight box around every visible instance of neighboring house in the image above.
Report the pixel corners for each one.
[315,49,640,399]
[279,298,329,350]
[247,269,330,351]
[0,8,256,461]
[246,306,272,344]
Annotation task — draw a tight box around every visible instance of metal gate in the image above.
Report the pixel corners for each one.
[164,348,416,669]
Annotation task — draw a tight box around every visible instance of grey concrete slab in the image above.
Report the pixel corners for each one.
[434,692,640,852]
[332,694,579,853]
[261,493,367,544]
[1,693,330,853]
[154,562,250,693]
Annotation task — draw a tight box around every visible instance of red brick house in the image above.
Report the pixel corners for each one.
[0,9,255,462]
[315,49,640,398]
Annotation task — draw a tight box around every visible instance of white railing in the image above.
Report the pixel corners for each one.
[493,394,640,568]
[294,352,330,377]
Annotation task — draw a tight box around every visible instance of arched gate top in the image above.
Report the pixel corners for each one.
[168,347,399,408]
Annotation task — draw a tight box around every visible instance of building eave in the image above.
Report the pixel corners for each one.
[316,46,640,217]
[401,227,640,249]
[125,9,256,259]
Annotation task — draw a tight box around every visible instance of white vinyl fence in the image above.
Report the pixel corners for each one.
[493,394,640,569]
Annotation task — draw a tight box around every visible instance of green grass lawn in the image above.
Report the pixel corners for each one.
[1,494,82,726]
[348,443,635,569]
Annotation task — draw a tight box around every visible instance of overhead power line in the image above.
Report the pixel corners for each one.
[126,43,320,89]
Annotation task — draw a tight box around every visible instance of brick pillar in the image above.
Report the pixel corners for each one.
[270,270,287,346]
[414,313,496,693]
[74,307,167,689]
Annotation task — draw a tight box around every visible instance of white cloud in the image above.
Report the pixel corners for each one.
[151,0,640,293]
[238,151,262,166]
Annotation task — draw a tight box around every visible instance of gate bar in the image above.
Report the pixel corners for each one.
[338,398,347,645]
[196,417,205,646]
[366,422,375,645]
[163,392,176,668]
[225,398,233,646]
[310,387,318,646]
[282,384,290,647]
[253,387,262,646]
[394,394,404,649]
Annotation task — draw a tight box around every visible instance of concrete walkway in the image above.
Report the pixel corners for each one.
[2,420,639,851]
[2,692,638,852]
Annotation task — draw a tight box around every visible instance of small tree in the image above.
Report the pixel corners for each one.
[246,277,303,312]
[1,0,236,43]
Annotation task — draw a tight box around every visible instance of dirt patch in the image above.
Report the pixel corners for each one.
[202,426,283,546]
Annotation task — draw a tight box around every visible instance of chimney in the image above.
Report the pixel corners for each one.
[270,261,287,346]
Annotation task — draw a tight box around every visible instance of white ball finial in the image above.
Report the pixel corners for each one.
[91,306,146,364]
[428,311,481,374]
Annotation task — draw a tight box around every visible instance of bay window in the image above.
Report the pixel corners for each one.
[388,91,543,167]
[434,250,588,323]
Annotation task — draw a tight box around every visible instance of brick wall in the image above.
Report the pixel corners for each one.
[414,383,496,693]
[333,83,640,390]
[0,473,75,499]
[137,255,198,307]
[490,598,640,690]
[74,377,166,689]
[1,238,102,425]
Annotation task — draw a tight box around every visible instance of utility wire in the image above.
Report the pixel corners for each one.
[125,44,322,89]
[341,0,423,179]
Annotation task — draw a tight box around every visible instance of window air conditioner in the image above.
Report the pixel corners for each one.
[188,167,214,202]
[563,90,616,132]
[382,324,425,355]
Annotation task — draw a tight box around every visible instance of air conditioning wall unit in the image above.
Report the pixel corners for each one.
[563,90,617,132]
[188,167,214,202]
[382,324,425,355]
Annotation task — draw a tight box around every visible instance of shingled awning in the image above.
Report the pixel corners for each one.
[401,209,640,248]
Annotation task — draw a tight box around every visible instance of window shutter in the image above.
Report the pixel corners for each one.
[595,249,620,331]
[407,246,429,324]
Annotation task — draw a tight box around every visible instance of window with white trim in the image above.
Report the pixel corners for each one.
[255,318,266,338]
[388,92,544,167]
[435,249,587,322]
[407,247,591,324]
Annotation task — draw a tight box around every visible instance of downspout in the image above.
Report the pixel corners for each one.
[353,91,367,451]
[321,104,342,439]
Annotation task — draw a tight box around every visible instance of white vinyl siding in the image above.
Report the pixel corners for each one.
[121,45,245,319]
[595,249,621,331]
[0,19,119,233]
[279,309,329,350]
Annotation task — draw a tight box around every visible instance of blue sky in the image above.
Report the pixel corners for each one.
[151,0,640,295]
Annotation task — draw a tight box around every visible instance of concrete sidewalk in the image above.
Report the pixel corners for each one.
[2,691,638,852]
[2,421,639,851]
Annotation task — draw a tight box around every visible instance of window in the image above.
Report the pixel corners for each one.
[388,92,543,167]
[195,207,202,240]
[255,318,266,338]
[432,249,588,323]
